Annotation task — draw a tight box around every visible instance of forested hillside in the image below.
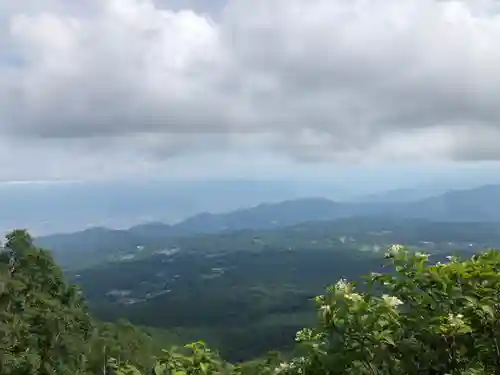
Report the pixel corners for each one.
[31,217,500,361]
[2,229,500,374]
[0,230,183,374]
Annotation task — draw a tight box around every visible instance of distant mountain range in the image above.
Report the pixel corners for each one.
[4,174,500,235]
[0,180,352,235]
[34,184,500,269]
[129,184,500,232]
[351,187,450,203]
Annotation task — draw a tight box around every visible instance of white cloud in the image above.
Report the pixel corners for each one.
[2,0,500,180]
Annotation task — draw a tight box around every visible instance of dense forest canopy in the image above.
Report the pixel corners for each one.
[2,229,500,374]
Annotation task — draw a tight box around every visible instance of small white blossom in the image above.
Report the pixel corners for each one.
[385,244,405,258]
[274,362,291,374]
[274,358,308,375]
[441,313,471,334]
[345,292,363,303]
[445,255,459,262]
[335,278,349,292]
[275,356,308,375]
[381,294,403,308]
[448,313,465,327]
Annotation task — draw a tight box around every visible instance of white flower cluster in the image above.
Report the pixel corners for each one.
[274,357,309,375]
[447,313,466,329]
[385,244,405,258]
[381,294,403,308]
[439,313,471,334]
[335,278,350,293]
[335,278,363,302]
[274,362,292,374]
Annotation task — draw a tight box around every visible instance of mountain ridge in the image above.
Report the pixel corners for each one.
[31,184,500,271]
[37,185,500,241]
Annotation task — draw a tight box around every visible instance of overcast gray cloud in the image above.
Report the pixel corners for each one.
[2,0,500,180]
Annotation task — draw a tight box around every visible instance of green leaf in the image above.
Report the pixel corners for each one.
[382,335,395,346]
[463,295,479,306]
[200,362,209,374]
[154,363,167,375]
[481,304,495,319]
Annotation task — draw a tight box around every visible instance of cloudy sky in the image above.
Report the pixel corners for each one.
[2,0,500,183]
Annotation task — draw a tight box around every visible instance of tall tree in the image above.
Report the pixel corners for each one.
[0,230,92,375]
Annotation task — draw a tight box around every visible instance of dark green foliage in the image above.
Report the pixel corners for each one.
[71,247,382,361]
[285,246,500,374]
[0,229,92,374]
[0,230,173,375]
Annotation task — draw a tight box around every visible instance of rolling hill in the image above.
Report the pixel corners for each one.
[34,184,500,269]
